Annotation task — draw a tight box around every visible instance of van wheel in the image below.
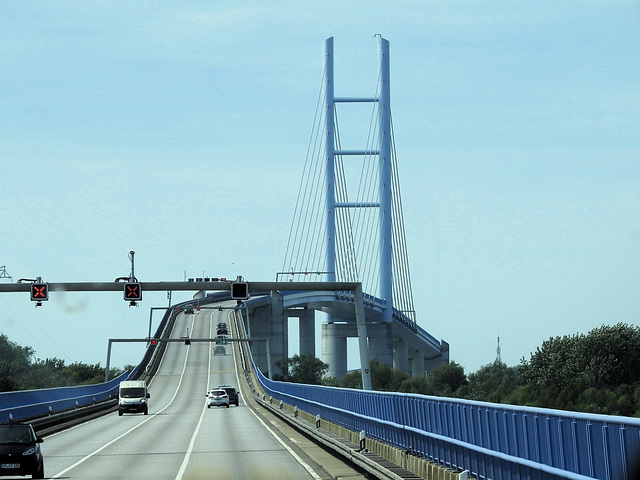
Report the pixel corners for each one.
[118,411,123,416]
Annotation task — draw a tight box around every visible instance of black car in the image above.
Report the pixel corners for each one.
[217,385,239,406]
[0,423,44,479]
[216,323,228,335]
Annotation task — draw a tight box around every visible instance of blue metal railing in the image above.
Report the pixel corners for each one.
[253,366,640,480]
[0,371,127,423]
[0,301,177,425]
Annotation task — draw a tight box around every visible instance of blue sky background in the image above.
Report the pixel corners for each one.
[1,1,639,375]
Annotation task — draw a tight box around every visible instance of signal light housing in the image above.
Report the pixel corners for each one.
[30,283,49,303]
[230,281,249,300]
[123,282,142,302]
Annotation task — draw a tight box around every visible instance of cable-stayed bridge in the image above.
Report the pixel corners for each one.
[266,36,449,381]
[2,37,639,480]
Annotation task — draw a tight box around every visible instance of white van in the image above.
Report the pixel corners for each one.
[118,380,150,416]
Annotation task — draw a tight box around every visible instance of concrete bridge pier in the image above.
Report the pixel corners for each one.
[285,307,316,357]
[393,337,409,373]
[247,291,288,378]
[322,322,348,380]
[367,323,393,367]
[409,350,426,377]
[299,308,315,357]
[322,322,395,381]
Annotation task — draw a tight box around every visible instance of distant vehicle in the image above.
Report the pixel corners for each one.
[217,385,239,406]
[216,327,228,335]
[184,305,194,314]
[206,389,229,408]
[213,346,226,356]
[118,380,150,416]
[0,423,44,478]
[217,323,227,329]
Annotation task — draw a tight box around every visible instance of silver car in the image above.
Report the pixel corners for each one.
[213,346,226,356]
[206,389,229,408]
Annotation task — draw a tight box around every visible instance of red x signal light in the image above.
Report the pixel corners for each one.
[30,283,49,302]
[123,282,142,301]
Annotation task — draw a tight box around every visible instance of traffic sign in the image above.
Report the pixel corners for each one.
[30,283,49,302]
[123,282,142,301]
[230,281,249,300]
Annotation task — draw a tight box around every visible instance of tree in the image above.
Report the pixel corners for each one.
[370,359,410,391]
[275,355,329,385]
[0,334,35,391]
[339,370,363,389]
[0,334,129,391]
[398,376,429,394]
[336,359,410,391]
[425,361,468,397]
[466,361,520,403]
[521,323,640,392]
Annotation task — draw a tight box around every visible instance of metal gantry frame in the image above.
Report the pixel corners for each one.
[0,280,371,390]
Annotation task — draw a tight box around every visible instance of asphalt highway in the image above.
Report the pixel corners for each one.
[29,305,343,480]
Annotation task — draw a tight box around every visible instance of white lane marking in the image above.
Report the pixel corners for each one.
[228,312,322,480]
[51,314,196,479]
[245,405,323,480]
[174,312,214,480]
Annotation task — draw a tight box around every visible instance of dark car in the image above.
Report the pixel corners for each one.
[217,385,239,406]
[0,423,44,479]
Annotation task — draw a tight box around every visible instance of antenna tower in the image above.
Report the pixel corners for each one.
[0,266,12,282]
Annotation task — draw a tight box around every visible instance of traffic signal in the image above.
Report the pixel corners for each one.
[123,282,142,301]
[30,283,49,302]
[230,281,249,300]
[221,337,227,345]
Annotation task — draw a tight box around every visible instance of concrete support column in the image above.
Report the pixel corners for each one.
[299,308,315,357]
[248,305,269,376]
[410,351,426,377]
[322,322,348,380]
[250,292,287,378]
[367,323,393,367]
[393,338,409,374]
[271,291,287,377]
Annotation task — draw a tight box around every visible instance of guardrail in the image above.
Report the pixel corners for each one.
[0,372,127,424]
[252,367,640,480]
[0,298,183,426]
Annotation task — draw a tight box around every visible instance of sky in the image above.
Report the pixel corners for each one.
[1,1,639,376]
